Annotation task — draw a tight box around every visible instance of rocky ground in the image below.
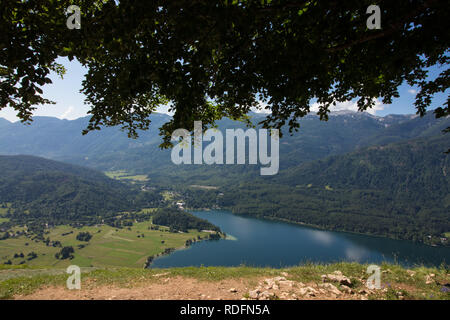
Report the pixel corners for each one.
[14,269,447,300]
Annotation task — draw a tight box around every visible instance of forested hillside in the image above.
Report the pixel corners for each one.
[1,113,449,245]
[1,112,448,183]
[0,155,137,226]
[213,135,450,245]
[152,208,221,233]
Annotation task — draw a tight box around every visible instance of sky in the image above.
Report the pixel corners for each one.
[0,57,448,122]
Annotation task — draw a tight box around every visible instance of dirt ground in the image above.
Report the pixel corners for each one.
[14,275,366,300]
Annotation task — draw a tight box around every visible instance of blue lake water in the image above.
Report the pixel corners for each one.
[151,210,450,268]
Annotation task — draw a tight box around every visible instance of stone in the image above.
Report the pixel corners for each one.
[248,289,260,299]
[298,288,308,296]
[340,285,353,294]
[319,283,341,296]
[406,270,416,277]
[229,288,237,293]
[299,286,318,297]
[358,289,368,295]
[278,280,295,290]
[264,278,275,287]
[260,291,275,300]
[321,271,352,286]
[273,276,286,282]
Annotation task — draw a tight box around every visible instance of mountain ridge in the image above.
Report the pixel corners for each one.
[2,111,447,178]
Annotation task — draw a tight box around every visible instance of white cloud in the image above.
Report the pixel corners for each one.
[251,101,272,114]
[156,103,174,115]
[249,99,387,116]
[1,98,387,123]
[310,99,386,115]
[60,106,74,119]
[408,89,417,95]
[0,107,19,122]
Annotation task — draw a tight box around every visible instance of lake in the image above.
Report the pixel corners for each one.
[151,210,450,268]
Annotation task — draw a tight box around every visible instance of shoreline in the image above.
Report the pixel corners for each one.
[146,231,226,268]
[189,207,450,249]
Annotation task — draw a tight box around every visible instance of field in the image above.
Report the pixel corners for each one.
[0,204,11,223]
[0,220,211,268]
[0,203,11,215]
[189,185,219,190]
[104,170,148,182]
[162,190,177,201]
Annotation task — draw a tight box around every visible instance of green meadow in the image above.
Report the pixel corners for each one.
[0,220,210,268]
[0,204,11,223]
[104,170,148,182]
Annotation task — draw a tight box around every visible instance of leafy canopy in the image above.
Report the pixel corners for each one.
[1,0,449,147]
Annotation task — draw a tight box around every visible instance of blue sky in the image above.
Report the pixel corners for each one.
[0,58,447,122]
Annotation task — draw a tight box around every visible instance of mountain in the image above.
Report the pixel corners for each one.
[357,113,450,148]
[0,155,136,226]
[0,113,170,163]
[1,111,449,244]
[1,111,448,185]
[0,118,10,128]
[216,134,450,244]
[277,134,450,194]
[0,155,222,236]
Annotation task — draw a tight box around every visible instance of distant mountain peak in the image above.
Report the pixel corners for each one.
[330,110,359,115]
[329,110,379,118]
[0,117,12,125]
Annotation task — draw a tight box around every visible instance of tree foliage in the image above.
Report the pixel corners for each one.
[1,1,449,147]
[152,208,221,232]
[55,246,75,260]
[76,231,92,242]
[1,1,70,121]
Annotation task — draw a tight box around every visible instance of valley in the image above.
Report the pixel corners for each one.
[0,219,215,268]
[0,111,449,274]
[1,1,449,304]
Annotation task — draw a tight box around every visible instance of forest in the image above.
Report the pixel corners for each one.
[0,114,449,246]
[182,135,450,246]
[152,208,221,233]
